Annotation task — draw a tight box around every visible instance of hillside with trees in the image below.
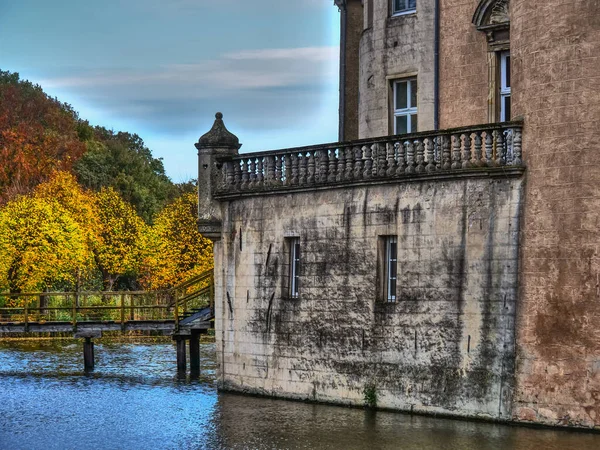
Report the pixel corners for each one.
[0,70,211,294]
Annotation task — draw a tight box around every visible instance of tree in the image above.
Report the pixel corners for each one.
[141,192,213,290]
[0,195,88,293]
[94,187,146,291]
[34,171,100,288]
[0,71,85,203]
[74,128,177,223]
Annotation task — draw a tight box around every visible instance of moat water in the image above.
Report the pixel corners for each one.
[0,339,598,450]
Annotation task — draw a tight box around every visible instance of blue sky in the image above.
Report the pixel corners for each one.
[0,0,340,182]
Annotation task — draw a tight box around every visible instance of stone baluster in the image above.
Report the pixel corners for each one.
[415,139,425,173]
[275,155,283,185]
[336,148,346,182]
[299,153,307,185]
[284,154,292,186]
[371,144,386,178]
[240,159,249,190]
[473,131,484,167]
[265,155,275,185]
[328,149,337,183]
[234,160,242,189]
[513,127,523,166]
[225,161,235,187]
[405,141,415,174]
[386,142,396,177]
[396,142,406,176]
[317,150,328,183]
[248,158,256,188]
[307,151,316,184]
[442,135,452,170]
[256,157,264,187]
[363,145,372,179]
[354,146,363,180]
[495,129,506,166]
[425,138,436,173]
[485,131,494,166]
[451,134,462,169]
[345,147,354,181]
[462,133,472,169]
[291,153,299,185]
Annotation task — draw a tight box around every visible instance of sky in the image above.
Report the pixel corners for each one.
[0,0,340,182]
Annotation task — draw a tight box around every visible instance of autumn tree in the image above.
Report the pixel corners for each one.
[74,127,177,223]
[141,192,213,290]
[0,71,86,203]
[94,187,146,290]
[34,171,100,288]
[0,196,88,293]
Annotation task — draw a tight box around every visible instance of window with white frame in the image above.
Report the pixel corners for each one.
[500,51,511,121]
[288,237,300,298]
[393,0,416,16]
[393,78,418,135]
[385,236,398,302]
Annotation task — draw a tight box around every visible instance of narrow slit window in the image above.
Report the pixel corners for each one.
[393,78,418,134]
[386,236,398,302]
[500,51,511,121]
[289,237,300,298]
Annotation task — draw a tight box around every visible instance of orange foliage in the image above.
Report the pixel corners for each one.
[0,72,85,203]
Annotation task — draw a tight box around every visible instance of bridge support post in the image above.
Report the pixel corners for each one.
[83,337,94,371]
[75,330,101,371]
[189,331,201,374]
[175,337,187,372]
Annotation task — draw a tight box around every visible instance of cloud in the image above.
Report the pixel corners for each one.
[37,45,339,139]
[40,46,338,92]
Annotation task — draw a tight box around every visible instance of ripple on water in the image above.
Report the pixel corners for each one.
[0,339,599,450]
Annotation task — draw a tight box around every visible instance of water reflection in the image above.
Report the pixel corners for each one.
[0,340,598,450]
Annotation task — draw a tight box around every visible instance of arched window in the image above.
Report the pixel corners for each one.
[473,0,511,122]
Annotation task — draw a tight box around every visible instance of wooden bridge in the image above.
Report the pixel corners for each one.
[0,269,215,371]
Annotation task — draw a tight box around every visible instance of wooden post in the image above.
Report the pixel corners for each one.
[72,293,78,329]
[189,331,200,374]
[130,294,134,321]
[176,338,187,372]
[83,337,94,371]
[24,298,29,332]
[120,294,125,330]
[174,291,179,330]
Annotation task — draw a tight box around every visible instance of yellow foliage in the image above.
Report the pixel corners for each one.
[0,195,88,292]
[94,187,146,289]
[140,192,213,290]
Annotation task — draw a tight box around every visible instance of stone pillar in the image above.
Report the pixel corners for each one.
[195,112,241,242]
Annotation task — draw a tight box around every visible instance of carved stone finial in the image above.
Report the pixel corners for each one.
[196,112,242,150]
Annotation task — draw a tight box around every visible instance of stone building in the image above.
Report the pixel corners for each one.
[197,0,600,429]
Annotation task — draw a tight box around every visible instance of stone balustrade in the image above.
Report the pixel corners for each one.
[215,121,523,196]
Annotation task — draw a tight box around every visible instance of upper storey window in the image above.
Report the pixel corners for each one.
[393,0,416,16]
[393,78,418,134]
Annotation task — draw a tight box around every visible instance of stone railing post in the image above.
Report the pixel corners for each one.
[195,112,241,241]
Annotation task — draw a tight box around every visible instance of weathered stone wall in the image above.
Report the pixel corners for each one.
[357,0,435,138]
[438,0,489,129]
[511,0,600,428]
[214,174,523,419]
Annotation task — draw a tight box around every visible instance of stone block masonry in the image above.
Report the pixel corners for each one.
[213,170,524,419]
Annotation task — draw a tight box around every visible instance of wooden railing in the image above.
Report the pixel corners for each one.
[216,121,523,196]
[0,269,214,330]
